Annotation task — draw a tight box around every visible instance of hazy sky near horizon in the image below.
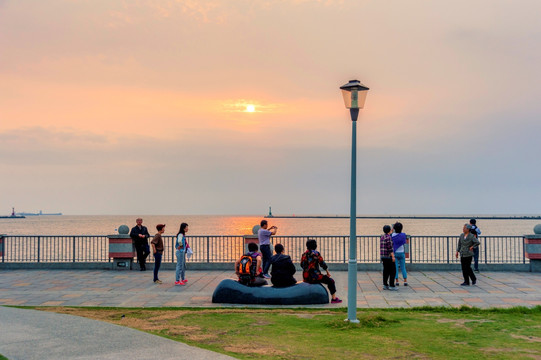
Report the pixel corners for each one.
[1,0,540,216]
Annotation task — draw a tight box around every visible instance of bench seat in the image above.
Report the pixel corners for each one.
[212,279,329,305]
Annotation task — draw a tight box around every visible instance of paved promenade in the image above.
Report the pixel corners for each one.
[0,306,236,360]
[0,269,540,308]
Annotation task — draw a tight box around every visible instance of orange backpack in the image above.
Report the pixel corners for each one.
[237,254,255,284]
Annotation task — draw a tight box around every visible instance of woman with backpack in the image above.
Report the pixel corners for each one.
[174,223,189,286]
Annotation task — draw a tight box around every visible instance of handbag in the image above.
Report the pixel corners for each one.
[186,247,193,259]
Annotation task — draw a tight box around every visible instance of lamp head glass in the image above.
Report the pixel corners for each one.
[340,79,369,109]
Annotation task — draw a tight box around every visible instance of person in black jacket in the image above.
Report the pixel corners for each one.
[130,218,150,271]
[269,243,297,288]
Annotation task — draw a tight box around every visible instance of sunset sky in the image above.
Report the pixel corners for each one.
[1,0,540,216]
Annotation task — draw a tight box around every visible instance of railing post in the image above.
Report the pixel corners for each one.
[484,237,487,265]
[446,236,449,264]
[72,236,76,262]
[1,235,4,263]
[207,236,210,263]
[343,236,346,263]
[409,236,413,264]
[523,236,526,264]
[37,236,40,263]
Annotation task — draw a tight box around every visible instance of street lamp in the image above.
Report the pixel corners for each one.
[340,79,369,323]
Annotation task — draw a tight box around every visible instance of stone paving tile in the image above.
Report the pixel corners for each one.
[484,299,506,305]
[501,298,525,303]
[41,301,66,306]
[406,299,427,305]
[450,289,469,294]
[464,297,484,303]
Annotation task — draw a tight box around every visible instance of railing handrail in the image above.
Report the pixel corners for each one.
[2,234,524,238]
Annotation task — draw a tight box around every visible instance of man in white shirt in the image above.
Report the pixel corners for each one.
[257,220,277,279]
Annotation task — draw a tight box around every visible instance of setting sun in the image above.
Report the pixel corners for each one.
[246,104,255,112]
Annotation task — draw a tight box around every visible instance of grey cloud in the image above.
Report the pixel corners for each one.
[2,126,540,215]
[0,127,108,145]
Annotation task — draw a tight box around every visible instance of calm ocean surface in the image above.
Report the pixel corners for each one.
[1,215,539,237]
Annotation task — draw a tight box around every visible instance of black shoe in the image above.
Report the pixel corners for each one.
[460,282,470,286]
[472,280,477,285]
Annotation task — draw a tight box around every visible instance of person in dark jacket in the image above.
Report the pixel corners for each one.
[269,243,297,288]
[130,218,150,271]
[456,223,480,286]
[380,225,396,290]
[151,224,165,284]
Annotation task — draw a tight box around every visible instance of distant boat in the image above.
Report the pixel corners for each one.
[16,210,62,216]
[0,207,25,219]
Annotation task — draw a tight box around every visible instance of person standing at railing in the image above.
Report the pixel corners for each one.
[392,222,408,286]
[151,224,165,284]
[380,225,397,291]
[470,219,481,273]
[130,218,150,271]
[258,220,277,279]
[174,223,189,286]
[456,224,480,286]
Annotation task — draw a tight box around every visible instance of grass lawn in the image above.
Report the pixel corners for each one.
[41,306,541,359]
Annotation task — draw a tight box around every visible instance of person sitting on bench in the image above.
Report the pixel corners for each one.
[235,243,268,287]
[269,243,297,288]
[301,239,342,303]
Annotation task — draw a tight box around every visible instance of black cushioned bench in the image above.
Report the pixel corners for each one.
[212,279,329,305]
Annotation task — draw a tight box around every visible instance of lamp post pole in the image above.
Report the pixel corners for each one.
[340,79,369,323]
[348,108,359,323]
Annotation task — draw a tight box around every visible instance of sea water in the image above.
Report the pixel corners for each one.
[1,215,538,236]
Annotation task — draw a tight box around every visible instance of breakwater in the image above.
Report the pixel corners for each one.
[266,215,541,220]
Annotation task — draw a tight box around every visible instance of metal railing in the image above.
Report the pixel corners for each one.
[1,236,109,263]
[0,235,527,264]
